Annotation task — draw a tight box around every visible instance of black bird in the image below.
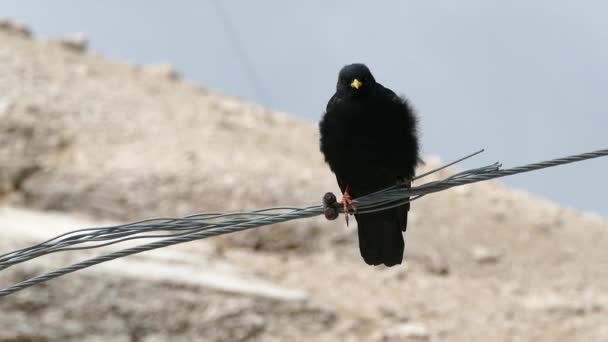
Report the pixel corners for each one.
[319,63,420,267]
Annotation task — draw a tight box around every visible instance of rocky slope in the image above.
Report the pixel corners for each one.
[1,21,607,341]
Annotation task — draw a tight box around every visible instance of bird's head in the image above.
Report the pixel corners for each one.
[336,63,376,95]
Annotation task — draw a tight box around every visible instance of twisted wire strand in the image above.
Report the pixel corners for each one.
[0,149,488,270]
[1,148,607,297]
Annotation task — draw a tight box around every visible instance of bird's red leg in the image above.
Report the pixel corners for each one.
[340,185,355,226]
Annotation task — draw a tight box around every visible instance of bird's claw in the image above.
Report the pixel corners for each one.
[322,188,356,226]
[340,186,355,226]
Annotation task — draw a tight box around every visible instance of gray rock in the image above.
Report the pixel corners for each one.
[58,32,89,52]
[142,63,180,80]
[471,245,502,264]
[381,322,431,341]
[0,18,31,37]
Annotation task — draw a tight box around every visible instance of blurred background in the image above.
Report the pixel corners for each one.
[1,2,608,341]
[0,0,605,214]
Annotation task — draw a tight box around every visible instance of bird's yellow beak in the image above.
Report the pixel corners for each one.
[350,79,362,90]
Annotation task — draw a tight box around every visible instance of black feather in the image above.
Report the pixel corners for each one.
[319,63,420,267]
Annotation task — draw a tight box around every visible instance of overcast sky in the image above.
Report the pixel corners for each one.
[1,1,606,215]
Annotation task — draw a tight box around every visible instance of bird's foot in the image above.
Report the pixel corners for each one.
[340,186,356,226]
[321,187,356,225]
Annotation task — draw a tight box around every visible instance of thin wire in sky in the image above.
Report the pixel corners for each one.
[210,0,272,106]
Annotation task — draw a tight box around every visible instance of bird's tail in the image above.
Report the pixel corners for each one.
[355,205,407,267]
